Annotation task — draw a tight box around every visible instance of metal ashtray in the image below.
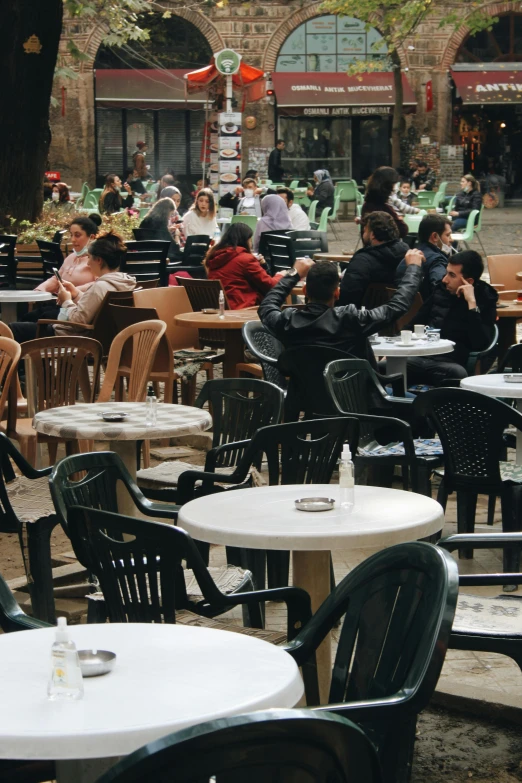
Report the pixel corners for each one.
[78,649,116,677]
[504,374,522,384]
[101,411,129,422]
[295,497,335,512]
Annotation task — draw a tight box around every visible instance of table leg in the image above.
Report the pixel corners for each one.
[292,550,331,705]
[223,330,245,378]
[1,302,18,323]
[516,401,522,467]
[384,356,408,390]
[497,317,518,366]
[110,440,139,517]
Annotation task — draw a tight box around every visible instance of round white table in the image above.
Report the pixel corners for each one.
[33,402,212,515]
[372,336,455,388]
[0,623,303,783]
[178,483,444,703]
[0,290,54,323]
[461,374,522,464]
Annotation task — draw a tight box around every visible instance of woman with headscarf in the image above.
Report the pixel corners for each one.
[252,193,292,253]
[306,169,335,215]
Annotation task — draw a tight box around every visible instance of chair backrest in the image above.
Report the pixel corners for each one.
[109,305,173,380]
[134,286,199,351]
[464,209,479,235]
[36,240,64,278]
[287,230,328,255]
[0,338,21,423]
[413,387,522,493]
[261,233,295,273]
[89,290,136,357]
[96,709,382,783]
[195,378,284,467]
[183,234,212,267]
[0,323,25,412]
[175,277,228,350]
[308,200,319,224]
[317,207,331,233]
[0,236,16,287]
[486,254,522,290]
[83,191,99,210]
[18,337,102,420]
[230,214,258,231]
[132,228,165,242]
[241,417,358,486]
[499,342,522,373]
[335,180,358,202]
[329,193,341,220]
[121,240,170,286]
[476,205,484,231]
[98,320,166,403]
[324,358,391,420]
[278,346,356,419]
[293,542,458,715]
[51,229,67,245]
[242,321,287,390]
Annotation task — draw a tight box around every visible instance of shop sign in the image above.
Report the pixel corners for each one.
[218,112,242,202]
[475,82,522,93]
[301,106,391,116]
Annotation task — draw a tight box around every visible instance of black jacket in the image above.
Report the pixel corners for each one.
[395,241,447,301]
[411,168,436,191]
[408,279,498,366]
[453,189,482,221]
[312,179,335,214]
[259,265,424,367]
[268,148,284,181]
[100,190,133,214]
[339,239,409,308]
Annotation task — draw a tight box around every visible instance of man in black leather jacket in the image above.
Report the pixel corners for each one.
[259,253,424,368]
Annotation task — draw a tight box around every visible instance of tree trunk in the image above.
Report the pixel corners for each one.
[0,1,63,225]
[391,49,403,170]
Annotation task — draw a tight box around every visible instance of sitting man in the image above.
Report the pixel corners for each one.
[406,250,498,388]
[395,213,452,301]
[338,211,410,308]
[259,252,423,364]
[411,161,436,192]
[277,187,311,231]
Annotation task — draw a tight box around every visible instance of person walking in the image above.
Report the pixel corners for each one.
[268,139,285,182]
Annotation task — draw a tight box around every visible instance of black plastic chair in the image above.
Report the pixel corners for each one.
[259,232,295,274]
[288,229,329,256]
[36,239,64,278]
[499,342,522,373]
[0,234,17,287]
[176,417,359,591]
[51,229,67,245]
[465,323,498,376]
[175,277,228,350]
[324,358,443,495]
[439,532,522,671]
[285,541,459,783]
[67,505,312,634]
[0,566,50,633]
[183,234,212,266]
[414,387,522,564]
[97,709,382,783]
[242,321,287,391]
[121,240,170,286]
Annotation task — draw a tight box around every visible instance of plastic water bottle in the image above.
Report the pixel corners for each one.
[145,385,157,426]
[48,617,84,700]
[213,226,221,244]
[338,444,355,511]
[218,290,225,320]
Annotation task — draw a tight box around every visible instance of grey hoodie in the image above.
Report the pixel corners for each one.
[54,272,136,336]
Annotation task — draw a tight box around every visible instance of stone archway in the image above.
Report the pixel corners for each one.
[441,1,521,68]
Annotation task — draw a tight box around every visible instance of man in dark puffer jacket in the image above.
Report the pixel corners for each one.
[339,211,410,308]
[406,250,498,387]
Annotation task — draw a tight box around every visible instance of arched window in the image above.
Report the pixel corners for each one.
[275,15,388,73]
[457,12,522,63]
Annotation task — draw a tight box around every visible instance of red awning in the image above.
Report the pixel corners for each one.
[184,60,266,103]
[95,69,209,109]
[451,69,522,104]
[272,72,416,114]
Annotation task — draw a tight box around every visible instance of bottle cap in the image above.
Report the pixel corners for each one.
[56,616,69,642]
[342,444,352,460]
[147,385,154,396]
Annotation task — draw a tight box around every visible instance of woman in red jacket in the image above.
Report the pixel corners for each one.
[204,223,282,310]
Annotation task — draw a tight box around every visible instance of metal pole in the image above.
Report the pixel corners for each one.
[226,74,232,113]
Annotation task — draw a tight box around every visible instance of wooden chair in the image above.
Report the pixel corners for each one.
[97,320,166,404]
[4,337,102,465]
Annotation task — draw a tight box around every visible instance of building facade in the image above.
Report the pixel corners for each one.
[49,1,521,196]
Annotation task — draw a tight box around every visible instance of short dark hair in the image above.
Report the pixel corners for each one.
[417,161,428,169]
[306,262,339,302]
[276,187,294,203]
[418,214,451,244]
[449,250,484,281]
[276,139,285,145]
[362,211,399,242]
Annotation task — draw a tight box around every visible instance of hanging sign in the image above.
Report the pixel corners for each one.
[215,49,242,76]
[218,112,242,203]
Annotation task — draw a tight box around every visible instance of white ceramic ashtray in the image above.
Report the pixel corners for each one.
[504,374,522,383]
[78,649,116,677]
[100,411,129,422]
[295,497,335,512]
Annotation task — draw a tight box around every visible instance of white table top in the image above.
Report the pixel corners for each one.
[33,402,212,442]
[0,290,54,303]
[461,374,522,398]
[178,484,444,550]
[0,623,302,761]
[372,336,454,359]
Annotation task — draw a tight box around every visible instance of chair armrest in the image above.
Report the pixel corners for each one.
[176,467,248,504]
[438,533,522,586]
[116,464,181,520]
[376,371,405,397]
[0,435,52,481]
[204,439,251,472]
[36,319,94,330]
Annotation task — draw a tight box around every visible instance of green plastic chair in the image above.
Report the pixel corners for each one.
[139,207,150,219]
[308,200,319,224]
[432,181,448,209]
[230,214,258,231]
[317,206,331,233]
[83,191,100,210]
[77,181,89,205]
[91,188,103,203]
[446,195,456,215]
[289,180,299,189]
[415,190,436,208]
[146,181,157,192]
[474,206,486,255]
[450,208,480,249]
[327,193,342,239]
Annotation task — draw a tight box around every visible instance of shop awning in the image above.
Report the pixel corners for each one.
[272,72,416,116]
[451,68,522,104]
[95,69,209,109]
[184,60,266,103]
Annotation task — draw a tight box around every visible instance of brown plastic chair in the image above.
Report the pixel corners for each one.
[4,337,102,465]
[487,254,522,298]
[175,277,229,350]
[97,320,166,404]
[133,286,200,352]
[0,338,21,423]
[0,322,26,418]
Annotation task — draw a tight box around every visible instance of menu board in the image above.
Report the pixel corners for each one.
[218,112,242,199]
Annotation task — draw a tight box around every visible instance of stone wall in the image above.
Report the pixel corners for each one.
[439,144,464,193]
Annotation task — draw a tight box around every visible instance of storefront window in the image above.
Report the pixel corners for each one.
[279,116,352,179]
[276,15,388,72]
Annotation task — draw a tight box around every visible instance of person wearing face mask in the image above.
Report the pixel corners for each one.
[449,174,483,232]
[49,183,74,213]
[9,215,101,338]
[99,173,134,214]
[219,177,264,214]
[388,181,421,216]
[395,214,452,300]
